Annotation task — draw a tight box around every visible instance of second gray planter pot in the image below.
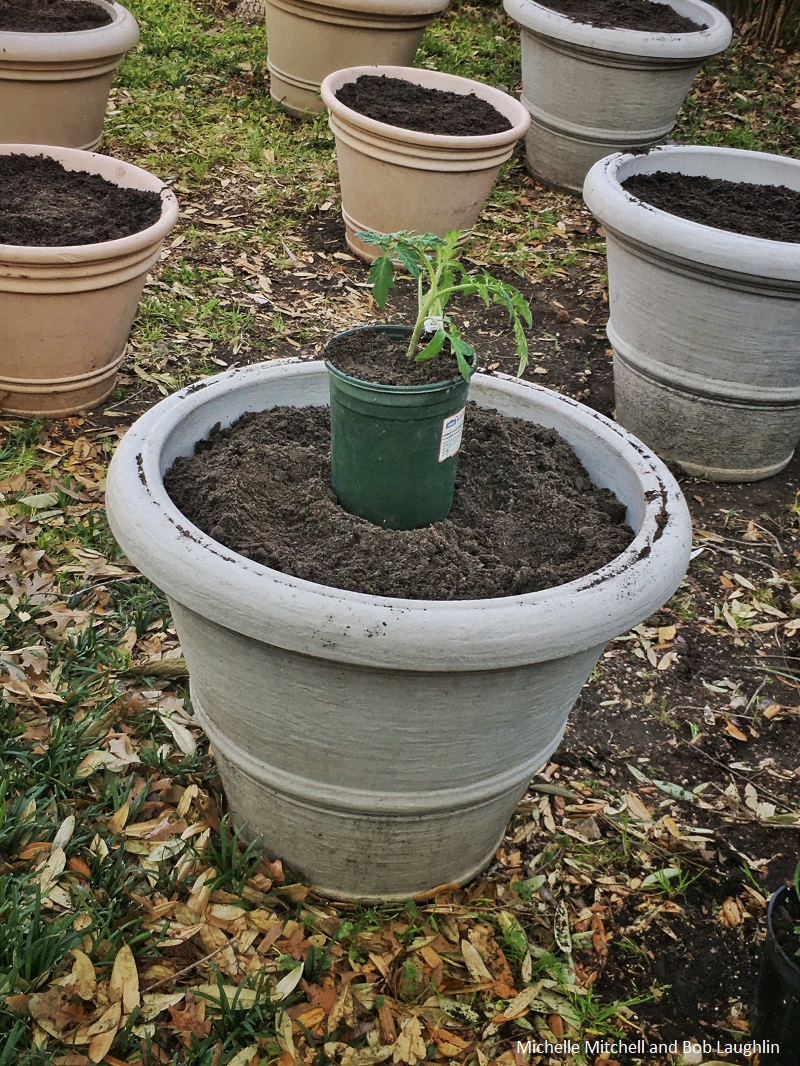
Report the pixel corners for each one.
[583,145,800,482]
[503,0,731,192]
[106,360,691,902]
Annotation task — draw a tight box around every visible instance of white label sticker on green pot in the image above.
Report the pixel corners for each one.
[439,408,465,462]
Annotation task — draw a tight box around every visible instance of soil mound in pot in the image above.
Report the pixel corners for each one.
[334,75,513,136]
[536,0,708,32]
[621,171,800,242]
[326,328,465,387]
[0,0,113,32]
[0,154,165,246]
[163,401,635,600]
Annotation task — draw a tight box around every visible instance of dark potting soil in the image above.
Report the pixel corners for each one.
[163,402,634,601]
[0,155,164,246]
[334,76,513,137]
[0,0,112,32]
[622,171,800,242]
[771,889,800,961]
[538,0,708,32]
[326,329,465,387]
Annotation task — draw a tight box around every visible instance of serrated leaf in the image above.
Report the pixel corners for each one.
[367,255,395,308]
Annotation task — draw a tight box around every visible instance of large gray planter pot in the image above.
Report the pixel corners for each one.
[105,360,691,902]
[502,0,731,192]
[583,144,800,482]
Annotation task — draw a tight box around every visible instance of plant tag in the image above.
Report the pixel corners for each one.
[439,408,465,462]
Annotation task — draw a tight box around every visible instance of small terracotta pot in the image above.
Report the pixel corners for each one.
[265,0,449,117]
[0,1,139,151]
[321,65,530,262]
[0,144,179,419]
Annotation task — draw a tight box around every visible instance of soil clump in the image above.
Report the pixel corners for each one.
[0,154,164,246]
[164,401,634,600]
[0,0,113,32]
[538,0,708,32]
[622,171,800,241]
[334,75,513,136]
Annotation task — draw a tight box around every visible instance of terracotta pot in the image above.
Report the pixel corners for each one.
[105,359,691,902]
[0,1,139,151]
[503,0,731,192]
[583,144,800,481]
[264,0,448,117]
[0,144,179,419]
[320,65,531,261]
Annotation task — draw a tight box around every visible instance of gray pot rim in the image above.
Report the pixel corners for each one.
[583,144,800,283]
[105,359,692,672]
[502,0,731,58]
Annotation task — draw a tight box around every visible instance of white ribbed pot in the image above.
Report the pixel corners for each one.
[105,359,691,902]
[265,0,448,117]
[502,0,731,192]
[0,1,139,150]
[0,144,179,418]
[583,144,800,482]
[321,65,530,261]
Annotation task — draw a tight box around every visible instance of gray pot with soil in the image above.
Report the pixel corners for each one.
[105,357,691,901]
[320,66,530,261]
[583,144,800,482]
[502,0,732,192]
[0,0,139,150]
[0,145,178,417]
[751,883,800,1063]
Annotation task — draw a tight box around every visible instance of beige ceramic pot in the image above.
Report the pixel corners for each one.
[0,0,139,151]
[321,65,531,261]
[265,0,448,117]
[0,144,179,419]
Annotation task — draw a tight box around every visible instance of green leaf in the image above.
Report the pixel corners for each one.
[415,328,446,362]
[368,255,395,308]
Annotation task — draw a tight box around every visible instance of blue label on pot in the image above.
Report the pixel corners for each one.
[439,408,465,462]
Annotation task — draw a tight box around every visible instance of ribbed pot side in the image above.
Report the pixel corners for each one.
[265,0,449,117]
[0,2,139,150]
[583,145,800,482]
[105,360,691,902]
[321,65,531,262]
[503,0,731,192]
[0,144,179,418]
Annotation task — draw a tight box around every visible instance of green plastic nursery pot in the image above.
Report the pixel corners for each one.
[326,325,472,529]
[751,885,800,1064]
